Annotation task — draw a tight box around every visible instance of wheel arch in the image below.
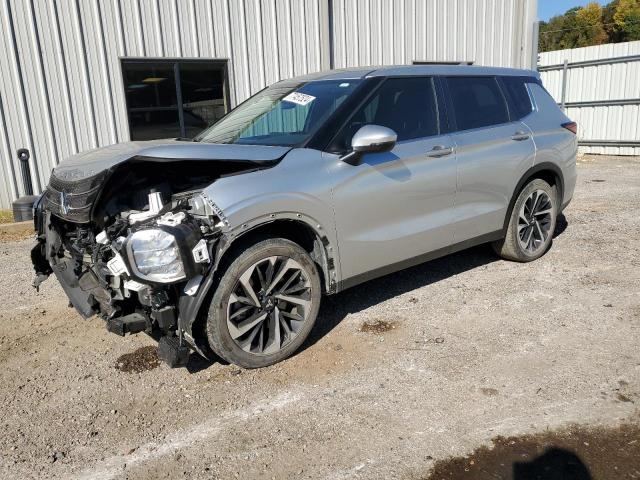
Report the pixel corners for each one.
[502,162,564,234]
[180,215,337,351]
[217,216,336,293]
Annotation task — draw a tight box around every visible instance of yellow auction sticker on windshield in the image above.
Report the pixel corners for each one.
[283,92,316,106]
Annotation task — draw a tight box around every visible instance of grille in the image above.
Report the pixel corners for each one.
[44,171,107,223]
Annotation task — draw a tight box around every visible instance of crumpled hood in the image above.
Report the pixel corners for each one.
[52,139,292,181]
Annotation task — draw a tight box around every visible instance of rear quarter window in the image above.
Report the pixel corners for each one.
[446,76,509,131]
[527,82,561,113]
[501,76,534,120]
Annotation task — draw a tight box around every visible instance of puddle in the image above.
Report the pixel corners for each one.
[423,422,640,479]
[115,346,160,373]
[360,319,397,334]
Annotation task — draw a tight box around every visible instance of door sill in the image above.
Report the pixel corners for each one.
[336,230,503,292]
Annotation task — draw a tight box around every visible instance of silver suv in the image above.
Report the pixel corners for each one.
[32,65,577,368]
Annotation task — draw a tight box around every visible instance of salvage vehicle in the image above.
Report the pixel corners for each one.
[31,65,577,368]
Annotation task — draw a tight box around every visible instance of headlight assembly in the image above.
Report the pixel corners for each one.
[127,229,186,283]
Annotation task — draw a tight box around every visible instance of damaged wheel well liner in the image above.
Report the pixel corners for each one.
[183,218,336,347]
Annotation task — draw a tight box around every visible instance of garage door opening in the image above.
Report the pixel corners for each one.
[121,59,229,141]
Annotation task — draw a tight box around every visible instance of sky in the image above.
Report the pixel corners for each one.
[538,0,594,21]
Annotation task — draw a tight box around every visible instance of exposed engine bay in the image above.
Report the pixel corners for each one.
[31,152,277,367]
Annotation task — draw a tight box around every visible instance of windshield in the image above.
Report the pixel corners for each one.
[194,79,362,146]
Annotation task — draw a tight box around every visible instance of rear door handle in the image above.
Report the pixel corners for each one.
[511,131,530,141]
[426,145,453,157]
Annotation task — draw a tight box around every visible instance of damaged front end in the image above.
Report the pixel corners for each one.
[31,146,279,367]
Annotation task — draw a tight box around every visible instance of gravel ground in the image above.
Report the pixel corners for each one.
[0,154,639,480]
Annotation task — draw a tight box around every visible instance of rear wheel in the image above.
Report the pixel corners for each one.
[493,178,557,262]
[206,238,321,368]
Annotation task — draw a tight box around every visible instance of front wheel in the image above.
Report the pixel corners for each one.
[206,238,321,368]
[493,178,558,262]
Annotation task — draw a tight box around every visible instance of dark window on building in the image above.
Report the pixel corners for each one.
[446,76,509,131]
[332,77,439,151]
[122,59,227,141]
[501,76,534,120]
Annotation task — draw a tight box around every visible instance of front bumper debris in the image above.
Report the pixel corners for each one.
[31,190,224,367]
[157,336,191,368]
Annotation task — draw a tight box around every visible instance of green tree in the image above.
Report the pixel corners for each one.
[557,7,588,49]
[575,2,608,46]
[539,13,573,52]
[539,16,567,52]
[614,0,640,40]
[538,2,622,52]
[603,1,624,42]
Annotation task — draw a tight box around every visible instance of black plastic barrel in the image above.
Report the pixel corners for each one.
[12,195,39,222]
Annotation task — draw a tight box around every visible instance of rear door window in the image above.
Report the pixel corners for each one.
[331,77,439,151]
[500,76,534,120]
[446,76,509,131]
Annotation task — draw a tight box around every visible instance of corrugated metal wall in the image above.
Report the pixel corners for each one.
[332,0,537,70]
[539,41,640,156]
[0,0,329,209]
[0,0,537,209]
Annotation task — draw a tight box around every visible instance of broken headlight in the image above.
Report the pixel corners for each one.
[128,229,186,283]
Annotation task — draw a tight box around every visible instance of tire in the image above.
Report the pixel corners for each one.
[492,178,558,262]
[206,238,321,368]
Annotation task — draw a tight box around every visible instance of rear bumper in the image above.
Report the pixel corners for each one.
[561,163,577,210]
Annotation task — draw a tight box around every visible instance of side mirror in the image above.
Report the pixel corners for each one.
[340,125,397,165]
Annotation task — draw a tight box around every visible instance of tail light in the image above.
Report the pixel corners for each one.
[562,121,577,134]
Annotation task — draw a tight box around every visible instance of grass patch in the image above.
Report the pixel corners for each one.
[0,209,33,242]
[0,210,14,224]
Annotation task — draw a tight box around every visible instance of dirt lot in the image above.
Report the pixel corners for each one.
[1,155,639,480]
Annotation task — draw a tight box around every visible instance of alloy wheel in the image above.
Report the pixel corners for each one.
[517,189,554,254]
[226,256,312,355]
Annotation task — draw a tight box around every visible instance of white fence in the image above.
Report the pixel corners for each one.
[539,41,640,156]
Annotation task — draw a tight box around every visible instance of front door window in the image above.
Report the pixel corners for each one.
[331,76,440,152]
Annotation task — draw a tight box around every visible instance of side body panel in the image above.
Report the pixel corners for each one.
[328,134,457,282]
[450,121,536,242]
[524,83,578,208]
[200,71,576,295]
[202,148,340,281]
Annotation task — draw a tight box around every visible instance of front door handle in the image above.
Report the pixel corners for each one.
[426,145,453,157]
[511,131,530,141]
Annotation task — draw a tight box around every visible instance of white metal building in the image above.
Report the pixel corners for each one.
[0,0,538,209]
[539,40,640,156]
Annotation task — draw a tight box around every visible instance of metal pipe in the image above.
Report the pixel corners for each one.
[578,140,640,147]
[539,54,640,71]
[560,59,568,111]
[562,98,640,108]
[17,148,33,196]
[531,21,540,71]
